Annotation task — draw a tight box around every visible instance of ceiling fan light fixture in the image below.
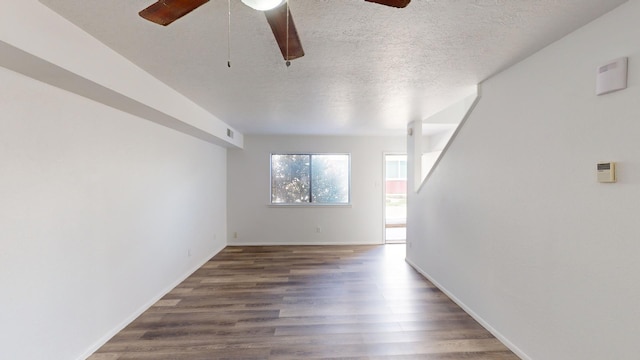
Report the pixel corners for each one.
[241,0,286,11]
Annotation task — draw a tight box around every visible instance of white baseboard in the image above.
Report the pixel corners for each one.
[404,257,531,360]
[77,243,226,360]
[228,241,384,246]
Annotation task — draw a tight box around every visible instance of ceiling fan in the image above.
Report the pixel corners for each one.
[139,0,411,62]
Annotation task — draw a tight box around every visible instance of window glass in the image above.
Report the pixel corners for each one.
[386,158,407,179]
[271,154,350,204]
[271,154,310,203]
[311,154,350,204]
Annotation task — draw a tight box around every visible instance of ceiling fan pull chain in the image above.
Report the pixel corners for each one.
[285,0,290,67]
[227,0,232,68]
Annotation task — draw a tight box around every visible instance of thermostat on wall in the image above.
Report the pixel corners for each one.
[597,162,616,183]
[596,57,628,96]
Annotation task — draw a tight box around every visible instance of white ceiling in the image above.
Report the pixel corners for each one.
[39,0,625,136]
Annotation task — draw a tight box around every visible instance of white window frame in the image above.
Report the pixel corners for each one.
[269,153,351,206]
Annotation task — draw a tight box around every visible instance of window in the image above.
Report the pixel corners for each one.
[385,156,407,180]
[271,154,350,204]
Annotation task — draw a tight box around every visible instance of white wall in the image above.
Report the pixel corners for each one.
[0,66,227,360]
[228,135,405,245]
[407,1,640,359]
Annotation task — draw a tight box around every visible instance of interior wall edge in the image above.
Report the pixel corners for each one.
[0,40,241,149]
[405,258,531,360]
[416,88,482,193]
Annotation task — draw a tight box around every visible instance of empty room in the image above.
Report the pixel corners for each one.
[2,1,640,359]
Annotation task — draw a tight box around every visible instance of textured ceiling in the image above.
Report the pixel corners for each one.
[39,0,626,135]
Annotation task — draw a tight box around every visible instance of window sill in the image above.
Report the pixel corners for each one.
[267,203,352,208]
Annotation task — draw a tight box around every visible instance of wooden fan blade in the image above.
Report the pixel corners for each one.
[365,0,411,8]
[265,4,304,61]
[139,0,209,26]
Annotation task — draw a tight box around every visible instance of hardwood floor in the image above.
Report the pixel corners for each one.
[89,245,519,359]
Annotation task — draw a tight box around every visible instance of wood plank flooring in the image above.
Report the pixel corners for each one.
[89,245,519,359]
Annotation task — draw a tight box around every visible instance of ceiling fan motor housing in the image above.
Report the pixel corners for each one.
[241,0,286,11]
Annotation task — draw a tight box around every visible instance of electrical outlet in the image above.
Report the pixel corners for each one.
[188,248,192,257]
[233,232,238,239]
[316,226,322,233]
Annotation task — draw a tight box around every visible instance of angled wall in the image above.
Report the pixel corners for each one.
[0,2,242,149]
[407,1,640,359]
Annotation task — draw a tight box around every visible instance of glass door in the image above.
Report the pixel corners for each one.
[384,154,407,244]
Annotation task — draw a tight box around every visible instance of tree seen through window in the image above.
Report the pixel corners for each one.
[271,154,350,204]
